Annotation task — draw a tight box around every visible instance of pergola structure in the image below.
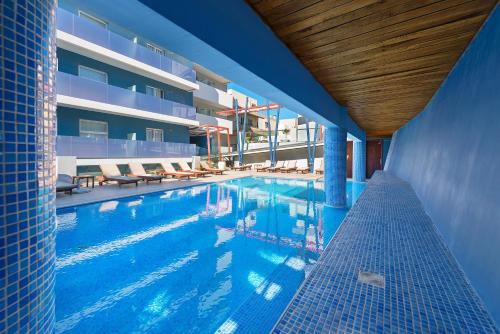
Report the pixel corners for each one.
[190,124,231,166]
[217,101,283,166]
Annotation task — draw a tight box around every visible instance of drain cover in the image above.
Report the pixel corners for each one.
[358,271,385,288]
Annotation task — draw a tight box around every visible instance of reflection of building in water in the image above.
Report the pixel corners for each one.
[236,211,257,231]
[203,184,233,218]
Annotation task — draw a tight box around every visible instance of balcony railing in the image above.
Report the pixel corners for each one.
[57,71,197,120]
[57,136,196,158]
[56,8,196,82]
[194,81,233,108]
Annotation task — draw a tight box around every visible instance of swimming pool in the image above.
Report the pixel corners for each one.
[55,177,365,334]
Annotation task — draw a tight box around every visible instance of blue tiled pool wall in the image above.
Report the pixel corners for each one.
[273,172,499,333]
[1,0,58,333]
[385,4,500,326]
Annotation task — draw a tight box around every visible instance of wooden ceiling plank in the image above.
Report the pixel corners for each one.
[276,0,381,36]
[307,30,475,71]
[302,16,482,67]
[290,0,447,48]
[245,0,496,135]
[300,2,491,59]
[279,0,424,42]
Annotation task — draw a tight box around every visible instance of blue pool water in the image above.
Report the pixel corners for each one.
[55,177,365,334]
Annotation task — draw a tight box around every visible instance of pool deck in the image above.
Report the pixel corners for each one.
[56,170,321,209]
[273,171,498,333]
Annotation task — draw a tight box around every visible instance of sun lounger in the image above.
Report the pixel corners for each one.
[128,162,163,183]
[256,160,272,172]
[56,174,78,195]
[200,161,224,175]
[178,161,210,177]
[315,159,324,175]
[99,164,142,187]
[159,161,194,179]
[297,165,310,174]
[280,160,297,173]
[232,162,252,171]
[267,161,285,172]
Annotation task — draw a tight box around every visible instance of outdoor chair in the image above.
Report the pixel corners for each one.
[256,160,272,172]
[158,161,194,179]
[267,161,285,172]
[281,160,297,173]
[56,174,78,195]
[178,161,210,177]
[99,164,142,187]
[128,162,163,183]
[200,161,224,175]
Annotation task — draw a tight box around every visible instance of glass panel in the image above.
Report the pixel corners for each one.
[145,86,164,99]
[57,8,197,82]
[146,43,165,55]
[56,136,195,158]
[79,119,108,139]
[56,72,197,120]
[146,128,163,142]
[78,11,107,28]
[78,66,107,83]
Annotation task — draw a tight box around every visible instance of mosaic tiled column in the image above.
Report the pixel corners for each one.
[324,127,347,207]
[1,0,58,333]
[353,140,366,182]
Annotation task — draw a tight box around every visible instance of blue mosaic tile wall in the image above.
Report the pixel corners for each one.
[352,140,366,182]
[0,0,58,333]
[273,172,499,333]
[323,127,347,207]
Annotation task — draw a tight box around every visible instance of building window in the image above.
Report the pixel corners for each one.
[146,43,165,56]
[78,10,108,28]
[146,85,165,99]
[146,128,164,142]
[78,65,108,83]
[79,119,108,139]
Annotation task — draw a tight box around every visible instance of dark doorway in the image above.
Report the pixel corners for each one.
[366,140,382,178]
[346,141,353,178]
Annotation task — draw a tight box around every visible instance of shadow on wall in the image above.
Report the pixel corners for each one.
[385,5,500,327]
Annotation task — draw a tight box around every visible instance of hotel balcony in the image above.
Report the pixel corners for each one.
[194,113,233,134]
[193,80,233,109]
[56,71,199,127]
[57,135,196,159]
[56,8,199,92]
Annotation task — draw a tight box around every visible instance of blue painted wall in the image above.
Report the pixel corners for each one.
[381,138,391,168]
[57,107,190,143]
[57,49,193,106]
[386,5,500,326]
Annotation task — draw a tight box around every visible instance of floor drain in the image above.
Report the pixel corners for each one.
[358,271,385,288]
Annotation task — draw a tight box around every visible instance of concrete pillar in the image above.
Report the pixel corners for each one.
[353,140,366,182]
[0,0,58,333]
[324,127,347,207]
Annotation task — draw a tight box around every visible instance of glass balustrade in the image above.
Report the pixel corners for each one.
[57,71,197,120]
[57,8,196,82]
[57,136,196,158]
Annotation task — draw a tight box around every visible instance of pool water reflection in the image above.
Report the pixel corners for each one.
[55,177,365,334]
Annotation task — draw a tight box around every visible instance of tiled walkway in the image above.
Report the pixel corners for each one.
[273,172,498,333]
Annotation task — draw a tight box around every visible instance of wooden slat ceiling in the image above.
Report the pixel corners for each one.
[246,0,497,137]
